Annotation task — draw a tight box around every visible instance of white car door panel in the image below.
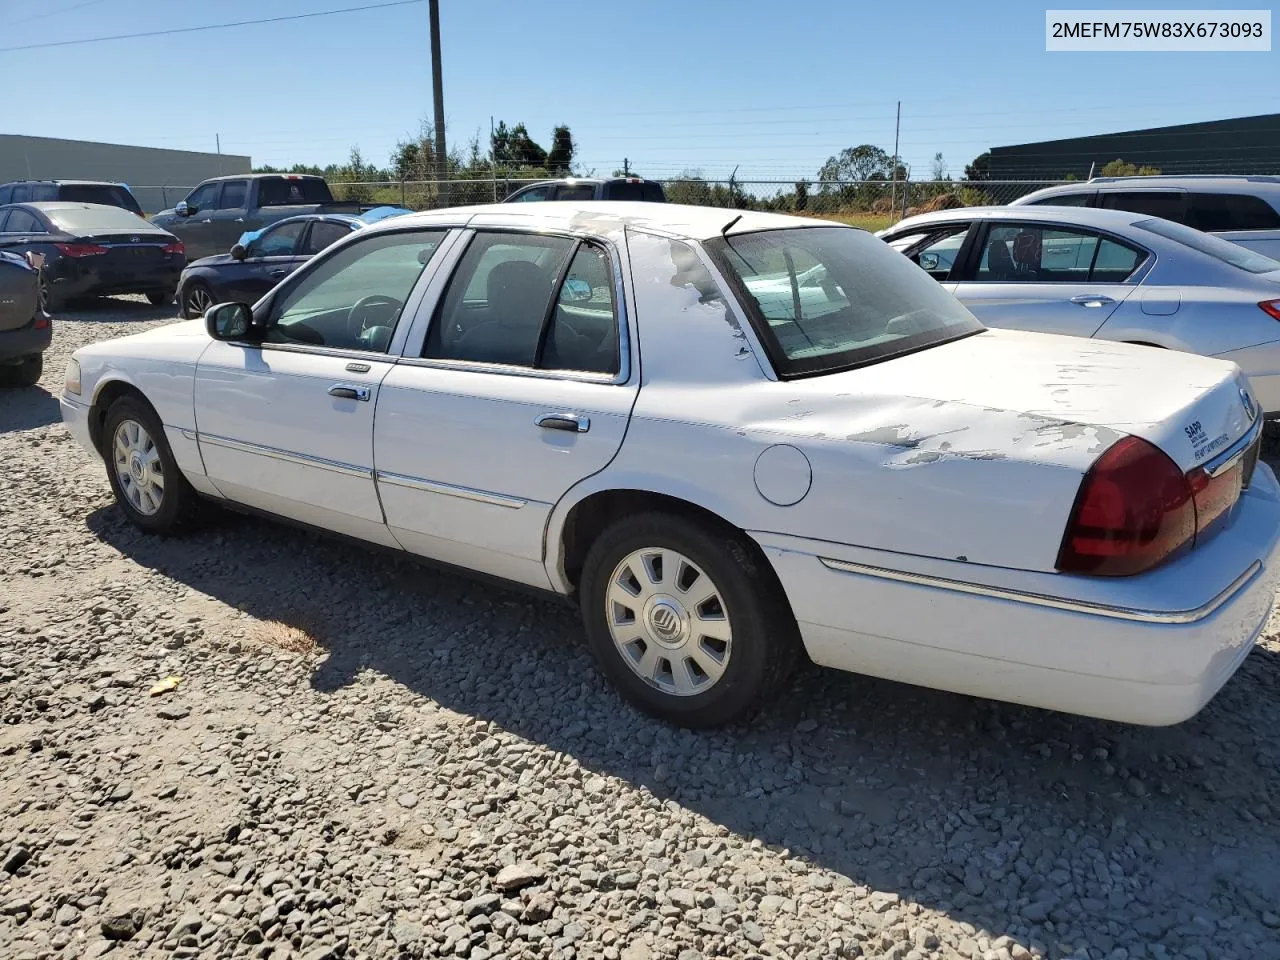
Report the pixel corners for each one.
[375,369,636,585]
[194,344,399,545]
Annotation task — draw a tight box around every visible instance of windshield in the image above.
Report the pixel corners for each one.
[46,205,153,234]
[705,226,984,377]
[1134,217,1280,274]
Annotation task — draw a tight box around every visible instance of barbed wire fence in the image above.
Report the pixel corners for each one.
[130,177,1072,219]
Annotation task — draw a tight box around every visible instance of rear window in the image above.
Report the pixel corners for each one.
[46,205,150,234]
[606,181,659,202]
[58,184,142,214]
[258,177,333,206]
[1029,192,1091,207]
[1187,193,1280,232]
[706,226,984,378]
[1099,191,1187,223]
[1135,217,1280,274]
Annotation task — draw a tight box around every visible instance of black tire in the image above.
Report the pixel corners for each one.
[38,273,64,313]
[579,511,799,728]
[0,354,42,388]
[101,395,204,535]
[180,281,213,320]
[147,289,175,307]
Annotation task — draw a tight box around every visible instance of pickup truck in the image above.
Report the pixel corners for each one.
[503,176,666,203]
[151,174,368,261]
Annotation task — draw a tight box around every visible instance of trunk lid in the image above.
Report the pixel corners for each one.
[78,232,178,273]
[792,328,1258,473]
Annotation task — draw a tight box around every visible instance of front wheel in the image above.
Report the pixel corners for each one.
[579,511,799,728]
[147,289,175,307]
[180,281,213,319]
[102,396,203,534]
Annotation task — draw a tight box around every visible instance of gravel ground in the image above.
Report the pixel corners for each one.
[4,300,1280,960]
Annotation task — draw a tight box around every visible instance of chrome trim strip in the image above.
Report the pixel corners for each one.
[817,556,1262,624]
[396,354,620,384]
[226,340,397,364]
[1203,417,1262,478]
[198,432,371,479]
[180,428,197,441]
[375,470,526,509]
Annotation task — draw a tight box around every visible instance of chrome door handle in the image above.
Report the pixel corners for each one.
[269,268,288,277]
[1069,294,1115,307]
[234,217,245,222]
[328,384,369,401]
[536,413,590,433]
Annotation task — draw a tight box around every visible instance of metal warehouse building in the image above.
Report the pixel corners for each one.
[988,112,1280,180]
[0,135,250,214]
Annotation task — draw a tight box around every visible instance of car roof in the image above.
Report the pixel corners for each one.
[1020,176,1280,199]
[200,173,321,182]
[270,213,361,227]
[363,201,843,242]
[1,179,128,187]
[887,205,1153,232]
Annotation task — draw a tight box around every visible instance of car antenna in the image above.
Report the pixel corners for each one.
[721,214,742,238]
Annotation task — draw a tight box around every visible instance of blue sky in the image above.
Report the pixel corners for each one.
[1,0,1277,183]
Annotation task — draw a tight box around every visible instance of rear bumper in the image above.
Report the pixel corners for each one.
[0,315,52,361]
[49,261,182,300]
[753,464,1280,726]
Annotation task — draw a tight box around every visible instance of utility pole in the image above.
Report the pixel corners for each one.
[216,133,223,174]
[491,115,497,201]
[623,157,630,176]
[429,0,448,207]
[889,100,900,215]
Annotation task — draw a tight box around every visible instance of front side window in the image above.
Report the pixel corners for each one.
[186,183,219,212]
[219,180,249,209]
[1029,192,1091,207]
[509,186,550,202]
[251,221,305,257]
[424,231,620,374]
[1135,217,1280,274]
[265,230,445,352]
[706,226,984,378]
[900,226,970,279]
[1099,191,1187,223]
[304,220,353,255]
[974,224,1143,282]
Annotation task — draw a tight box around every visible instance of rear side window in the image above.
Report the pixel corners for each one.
[508,185,550,202]
[1099,191,1187,223]
[258,178,333,206]
[1135,217,1280,274]
[304,220,353,255]
[4,210,44,234]
[29,185,58,201]
[554,184,596,201]
[607,181,645,201]
[642,182,665,202]
[0,187,11,204]
[1187,193,1280,232]
[219,180,248,209]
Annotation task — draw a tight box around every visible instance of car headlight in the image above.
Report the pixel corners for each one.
[64,358,81,396]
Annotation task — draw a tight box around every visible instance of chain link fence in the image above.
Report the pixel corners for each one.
[131,178,1072,222]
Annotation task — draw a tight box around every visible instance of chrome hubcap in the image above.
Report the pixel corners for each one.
[112,419,164,516]
[606,547,732,697]
[186,286,211,315]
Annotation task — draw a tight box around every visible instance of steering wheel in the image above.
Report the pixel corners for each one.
[347,294,402,342]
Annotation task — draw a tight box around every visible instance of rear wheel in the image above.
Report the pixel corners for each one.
[147,289,175,307]
[579,511,798,727]
[0,354,42,388]
[181,281,213,319]
[102,395,203,534]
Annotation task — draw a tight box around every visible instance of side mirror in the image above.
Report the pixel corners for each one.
[918,252,940,271]
[176,201,194,217]
[205,302,253,341]
[230,243,248,261]
[560,277,593,303]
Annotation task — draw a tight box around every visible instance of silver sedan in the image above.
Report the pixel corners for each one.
[878,206,1280,414]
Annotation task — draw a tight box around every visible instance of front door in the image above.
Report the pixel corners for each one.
[375,229,638,588]
[194,227,451,546]
[209,178,250,253]
[952,221,1145,338]
[224,219,309,303]
[179,182,223,260]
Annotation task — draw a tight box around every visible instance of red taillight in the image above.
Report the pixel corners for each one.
[1057,436,1195,576]
[55,242,107,258]
[1260,300,1280,321]
[163,240,185,257]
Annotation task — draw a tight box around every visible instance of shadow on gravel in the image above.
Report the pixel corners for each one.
[88,502,1280,953]
[50,296,179,324]
[0,385,61,433]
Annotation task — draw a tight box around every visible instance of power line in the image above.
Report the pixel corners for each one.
[0,0,426,53]
[1,0,109,28]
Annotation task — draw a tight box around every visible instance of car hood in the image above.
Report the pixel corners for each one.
[186,253,235,269]
[756,328,1257,474]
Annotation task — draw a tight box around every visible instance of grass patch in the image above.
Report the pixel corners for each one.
[795,210,897,232]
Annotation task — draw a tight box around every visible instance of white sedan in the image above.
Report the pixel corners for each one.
[60,202,1280,728]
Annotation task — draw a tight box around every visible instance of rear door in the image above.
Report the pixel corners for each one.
[951,220,1146,337]
[374,228,637,587]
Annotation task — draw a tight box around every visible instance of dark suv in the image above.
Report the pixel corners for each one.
[503,177,666,203]
[0,180,143,216]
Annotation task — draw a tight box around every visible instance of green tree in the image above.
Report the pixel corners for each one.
[963,151,991,182]
[547,125,575,174]
[930,152,948,181]
[794,178,809,211]
[1099,158,1161,177]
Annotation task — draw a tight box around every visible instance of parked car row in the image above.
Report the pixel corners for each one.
[0,248,49,386]
[60,200,1280,730]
